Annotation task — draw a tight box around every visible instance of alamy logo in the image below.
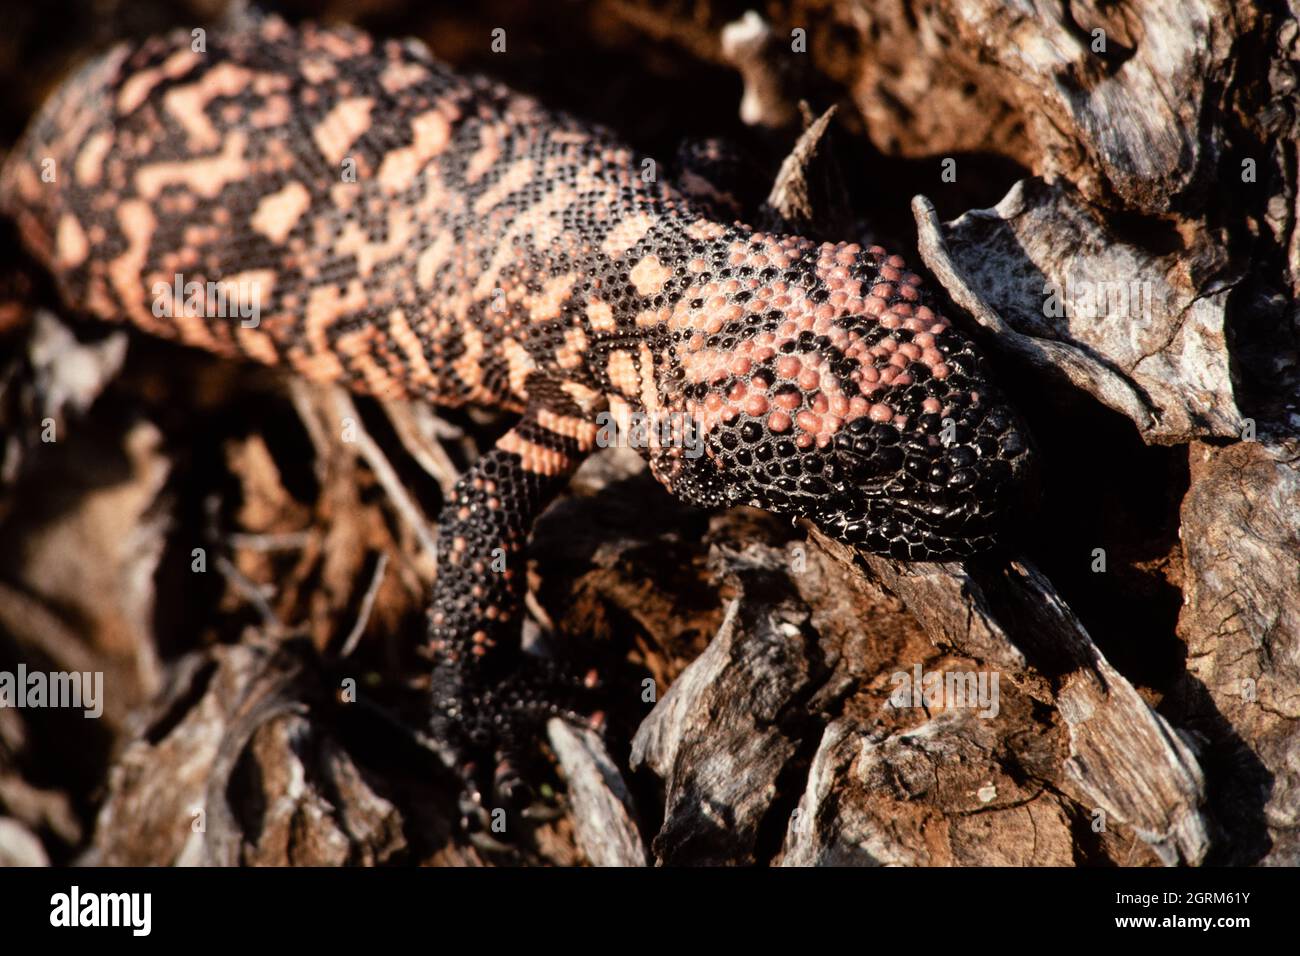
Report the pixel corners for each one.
[49,886,151,936]
[151,272,262,327]
[889,664,1000,719]
[1041,277,1157,322]
[0,664,103,718]
[595,411,705,458]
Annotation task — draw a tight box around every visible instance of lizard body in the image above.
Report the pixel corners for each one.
[2,14,1032,776]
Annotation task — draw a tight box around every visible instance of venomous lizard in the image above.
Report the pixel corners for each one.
[1,14,1032,802]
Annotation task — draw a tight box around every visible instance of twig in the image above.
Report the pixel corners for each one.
[341,552,389,658]
[330,388,440,562]
[214,554,282,632]
[285,379,335,482]
[379,399,462,495]
[225,531,316,552]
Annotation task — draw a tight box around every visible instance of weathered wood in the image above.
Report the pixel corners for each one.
[2,0,1296,868]
[914,183,1243,443]
[806,529,1210,865]
[547,719,647,867]
[779,713,1076,866]
[1169,440,1300,864]
[630,548,849,865]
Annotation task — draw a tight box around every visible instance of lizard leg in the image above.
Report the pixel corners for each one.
[427,406,596,795]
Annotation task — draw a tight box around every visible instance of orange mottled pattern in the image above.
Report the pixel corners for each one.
[1,14,1032,781]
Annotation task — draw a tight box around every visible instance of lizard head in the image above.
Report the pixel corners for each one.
[653,238,1033,561]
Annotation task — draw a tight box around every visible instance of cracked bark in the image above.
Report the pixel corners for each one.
[2,0,1297,867]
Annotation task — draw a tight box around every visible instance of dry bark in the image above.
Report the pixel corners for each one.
[1,0,1297,867]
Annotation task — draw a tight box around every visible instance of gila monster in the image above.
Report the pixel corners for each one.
[1,14,1032,797]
